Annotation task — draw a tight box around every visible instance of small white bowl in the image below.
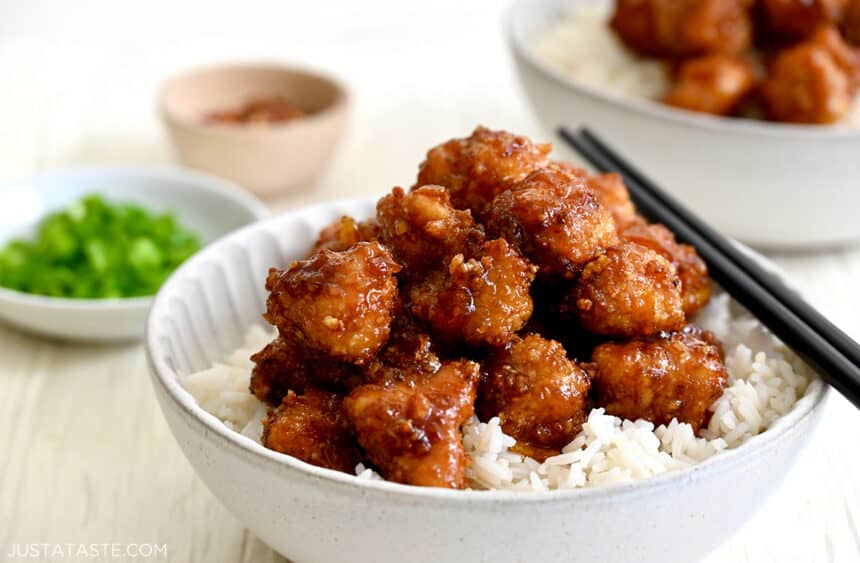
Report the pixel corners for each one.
[0,166,268,342]
[146,198,827,563]
[507,0,860,248]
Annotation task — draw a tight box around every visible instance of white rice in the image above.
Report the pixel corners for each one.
[179,292,816,492]
[178,325,270,441]
[532,2,860,128]
[532,2,670,100]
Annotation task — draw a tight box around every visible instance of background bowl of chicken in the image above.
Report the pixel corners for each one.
[146,195,826,563]
[507,0,860,249]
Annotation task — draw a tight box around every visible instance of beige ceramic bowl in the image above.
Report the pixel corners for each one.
[159,63,349,197]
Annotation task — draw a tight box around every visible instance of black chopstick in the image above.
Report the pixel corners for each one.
[577,127,860,371]
[558,126,860,410]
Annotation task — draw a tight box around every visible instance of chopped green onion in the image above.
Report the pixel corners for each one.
[0,194,202,299]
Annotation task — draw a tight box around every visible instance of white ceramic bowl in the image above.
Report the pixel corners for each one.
[0,166,268,342]
[146,198,827,563]
[507,0,860,249]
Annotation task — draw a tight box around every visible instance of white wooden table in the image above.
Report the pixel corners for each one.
[1,2,858,561]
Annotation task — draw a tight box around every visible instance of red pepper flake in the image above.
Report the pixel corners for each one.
[206,97,307,125]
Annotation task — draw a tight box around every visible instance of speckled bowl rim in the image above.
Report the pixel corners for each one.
[0,165,269,311]
[506,0,860,141]
[145,197,828,505]
[157,61,350,133]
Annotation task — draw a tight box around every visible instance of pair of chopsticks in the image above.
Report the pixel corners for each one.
[559,126,860,410]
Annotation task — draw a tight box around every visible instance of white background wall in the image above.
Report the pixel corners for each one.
[0,0,504,42]
[0,0,541,204]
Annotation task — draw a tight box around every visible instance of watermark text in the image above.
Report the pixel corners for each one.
[6,543,168,559]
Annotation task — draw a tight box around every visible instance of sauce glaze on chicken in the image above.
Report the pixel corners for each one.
[251,127,728,489]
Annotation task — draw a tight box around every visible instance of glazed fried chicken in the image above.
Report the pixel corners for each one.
[761,26,860,123]
[486,167,618,279]
[664,54,758,116]
[589,328,728,430]
[250,336,304,404]
[262,388,362,473]
[585,172,639,228]
[478,334,591,450]
[606,0,860,124]
[843,0,860,43]
[376,185,484,276]
[345,360,481,488]
[543,162,639,229]
[759,0,847,42]
[249,336,361,405]
[408,238,537,347]
[362,312,442,385]
[264,241,401,365]
[620,221,712,316]
[249,127,734,488]
[415,126,551,219]
[311,216,379,255]
[809,25,860,88]
[610,0,753,59]
[567,242,686,337]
